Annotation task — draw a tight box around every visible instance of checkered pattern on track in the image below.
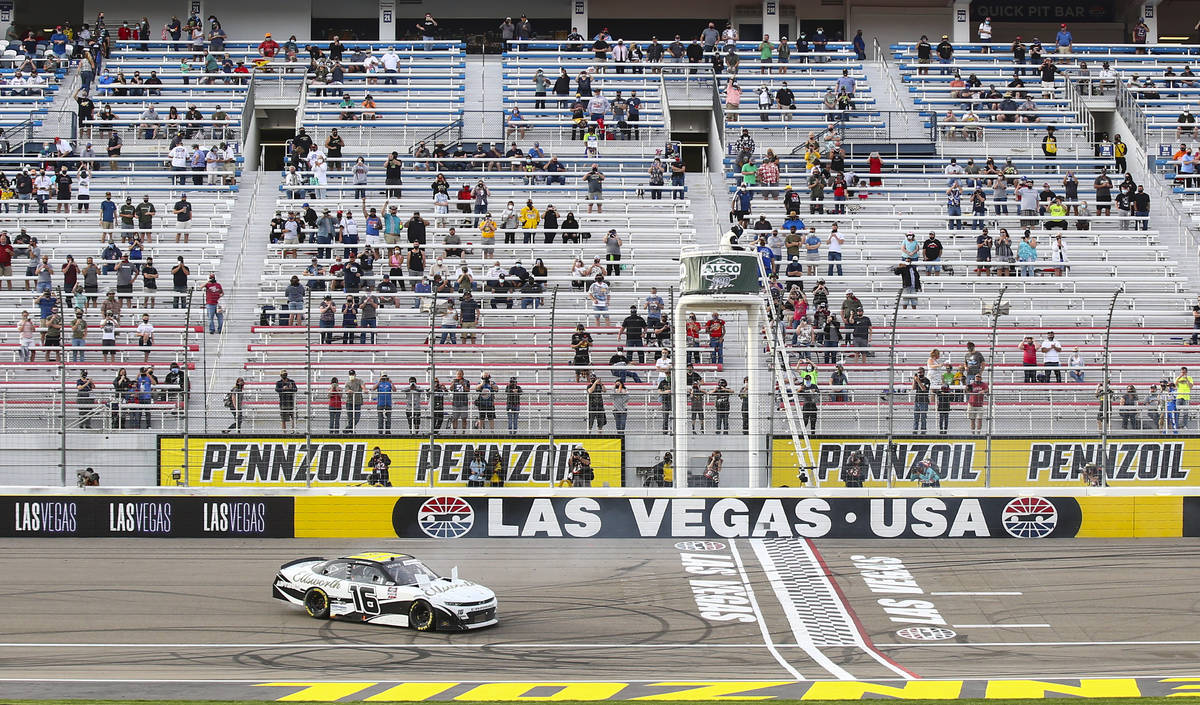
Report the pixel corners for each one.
[758,538,859,647]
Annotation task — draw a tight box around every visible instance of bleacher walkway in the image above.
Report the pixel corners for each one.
[203,170,270,430]
[464,54,504,140]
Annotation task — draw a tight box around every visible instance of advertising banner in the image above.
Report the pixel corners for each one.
[681,253,762,295]
[158,436,624,488]
[0,496,293,538]
[969,0,1115,22]
[388,495,1083,539]
[773,436,1200,488]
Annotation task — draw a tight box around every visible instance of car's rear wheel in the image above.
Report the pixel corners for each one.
[304,588,330,619]
[409,600,435,631]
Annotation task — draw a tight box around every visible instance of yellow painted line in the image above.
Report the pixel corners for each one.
[247,678,1183,701]
[454,683,630,701]
[255,682,377,701]
[365,683,459,701]
[983,679,1142,697]
[800,680,963,699]
[632,682,793,700]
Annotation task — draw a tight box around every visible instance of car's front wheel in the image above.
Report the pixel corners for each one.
[409,599,435,631]
[304,588,330,619]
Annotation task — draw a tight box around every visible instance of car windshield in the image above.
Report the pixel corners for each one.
[384,559,440,585]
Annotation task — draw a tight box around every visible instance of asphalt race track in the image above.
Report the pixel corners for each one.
[0,538,1198,700]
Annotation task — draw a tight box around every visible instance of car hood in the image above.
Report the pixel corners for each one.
[421,579,495,603]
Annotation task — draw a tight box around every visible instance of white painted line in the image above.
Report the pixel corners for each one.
[727,539,806,681]
[929,591,1024,596]
[747,539,854,681]
[951,624,1052,629]
[878,640,1200,647]
[0,642,788,649]
[0,672,1195,684]
[787,539,918,681]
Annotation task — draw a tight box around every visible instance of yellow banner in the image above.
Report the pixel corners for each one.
[159,436,623,487]
[773,436,1200,488]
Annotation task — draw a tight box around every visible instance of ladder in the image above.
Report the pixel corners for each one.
[755,253,818,487]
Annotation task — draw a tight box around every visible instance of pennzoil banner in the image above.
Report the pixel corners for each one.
[772,437,1200,488]
[158,436,623,487]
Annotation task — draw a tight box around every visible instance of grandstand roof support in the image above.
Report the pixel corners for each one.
[673,293,767,488]
[571,0,588,39]
[984,286,1008,489]
[951,0,970,44]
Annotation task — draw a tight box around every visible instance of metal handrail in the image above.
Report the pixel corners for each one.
[407,119,464,153]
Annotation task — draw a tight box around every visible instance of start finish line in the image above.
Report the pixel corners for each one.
[251,677,1197,700]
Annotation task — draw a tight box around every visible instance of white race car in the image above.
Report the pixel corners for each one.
[272,551,498,631]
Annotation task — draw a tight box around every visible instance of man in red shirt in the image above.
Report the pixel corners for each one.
[117,22,134,41]
[706,312,726,365]
[1019,335,1038,383]
[0,235,13,290]
[967,378,987,432]
[204,274,225,334]
[258,33,280,59]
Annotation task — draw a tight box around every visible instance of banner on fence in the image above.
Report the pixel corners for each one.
[772,436,1200,487]
[0,495,293,537]
[158,435,624,487]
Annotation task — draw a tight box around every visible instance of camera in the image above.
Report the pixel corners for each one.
[76,467,99,487]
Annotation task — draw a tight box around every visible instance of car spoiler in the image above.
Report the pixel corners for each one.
[279,556,325,569]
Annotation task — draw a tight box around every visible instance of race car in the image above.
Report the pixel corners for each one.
[272,551,498,631]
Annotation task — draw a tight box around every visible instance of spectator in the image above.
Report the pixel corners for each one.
[935,35,953,74]
[1055,23,1073,53]
[1132,186,1150,231]
[706,312,726,365]
[966,377,987,432]
[275,370,297,431]
[588,274,611,325]
[135,313,153,363]
[688,382,705,432]
[1039,331,1063,383]
[204,274,224,333]
[1120,385,1140,429]
[373,374,394,433]
[1018,231,1039,277]
[586,374,607,430]
[173,193,192,244]
[895,260,921,309]
[912,367,931,434]
[571,323,594,382]
[222,378,245,432]
[1176,367,1193,429]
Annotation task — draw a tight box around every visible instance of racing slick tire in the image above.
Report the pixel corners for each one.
[409,599,435,631]
[304,588,331,619]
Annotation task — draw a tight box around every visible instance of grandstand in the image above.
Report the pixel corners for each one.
[0,2,1197,489]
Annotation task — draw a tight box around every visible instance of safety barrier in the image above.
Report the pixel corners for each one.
[1,491,1195,539]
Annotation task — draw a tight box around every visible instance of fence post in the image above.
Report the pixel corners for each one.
[984,286,1007,488]
[883,287,902,488]
[669,286,679,487]
[547,286,559,488]
[427,287,438,488]
[57,287,67,486]
[305,286,313,488]
[1099,288,1123,487]
[182,286,194,486]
